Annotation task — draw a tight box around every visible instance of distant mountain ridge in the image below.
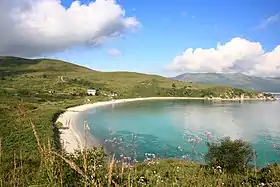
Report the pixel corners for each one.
[172,73,280,92]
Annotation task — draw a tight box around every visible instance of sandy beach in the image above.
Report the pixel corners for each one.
[56,96,274,153]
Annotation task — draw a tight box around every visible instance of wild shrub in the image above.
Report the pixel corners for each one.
[204,137,254,173]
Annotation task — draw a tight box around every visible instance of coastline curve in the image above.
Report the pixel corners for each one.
[56,96,276,153]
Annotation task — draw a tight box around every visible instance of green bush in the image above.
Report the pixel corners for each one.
[204,137,254,173]
[258,164,280,184]
[56,121,63,128]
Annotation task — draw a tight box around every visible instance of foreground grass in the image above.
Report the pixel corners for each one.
[0,56,278,186]
[3,129,280,187]
[3,139,280,186]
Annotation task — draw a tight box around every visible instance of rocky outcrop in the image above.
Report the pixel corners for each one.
[204,92,276,101]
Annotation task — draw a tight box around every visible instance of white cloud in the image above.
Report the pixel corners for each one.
[252,46,280,76]
[257,13,280,29]
[167,37,280,76]
[107,48,121,56]
[0,0,140,57]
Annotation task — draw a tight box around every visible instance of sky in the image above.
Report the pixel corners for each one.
[0,0,280,77]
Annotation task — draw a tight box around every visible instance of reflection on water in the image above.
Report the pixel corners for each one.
[173,101,280,141]
[80,99,280,167]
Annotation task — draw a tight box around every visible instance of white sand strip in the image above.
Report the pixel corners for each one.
[56,96,274,153]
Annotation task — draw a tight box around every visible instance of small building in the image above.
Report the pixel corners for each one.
[87,89,96,96]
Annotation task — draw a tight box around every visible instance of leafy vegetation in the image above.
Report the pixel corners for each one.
[56,147,280,187]
[205,137,254,173]
[0,56,278,186]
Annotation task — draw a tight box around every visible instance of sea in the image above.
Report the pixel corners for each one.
[78,93,280,167]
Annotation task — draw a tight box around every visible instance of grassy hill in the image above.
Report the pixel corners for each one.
[1,56,263,100]
[0,56,276,186]
[172,73,280,92]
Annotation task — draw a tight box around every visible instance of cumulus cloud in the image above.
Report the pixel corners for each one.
[0,0,140,57]
[107,48,121,56]
[167,37,280,76]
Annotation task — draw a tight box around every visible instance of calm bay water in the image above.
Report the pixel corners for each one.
[79,96,280,167]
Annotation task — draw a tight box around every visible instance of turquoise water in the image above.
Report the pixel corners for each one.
[79,98,280,167]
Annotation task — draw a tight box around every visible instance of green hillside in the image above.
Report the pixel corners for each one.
[1,56,262,100]
[0,56,276,185]
[173,73,280,92]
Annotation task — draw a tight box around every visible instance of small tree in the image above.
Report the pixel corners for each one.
[204,137,254,173]
[172,83,176,89]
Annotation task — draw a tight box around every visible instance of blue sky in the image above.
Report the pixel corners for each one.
[54,0,280,76]
[1,0,280,76]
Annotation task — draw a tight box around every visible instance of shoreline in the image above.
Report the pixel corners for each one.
[56,96,276,153]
